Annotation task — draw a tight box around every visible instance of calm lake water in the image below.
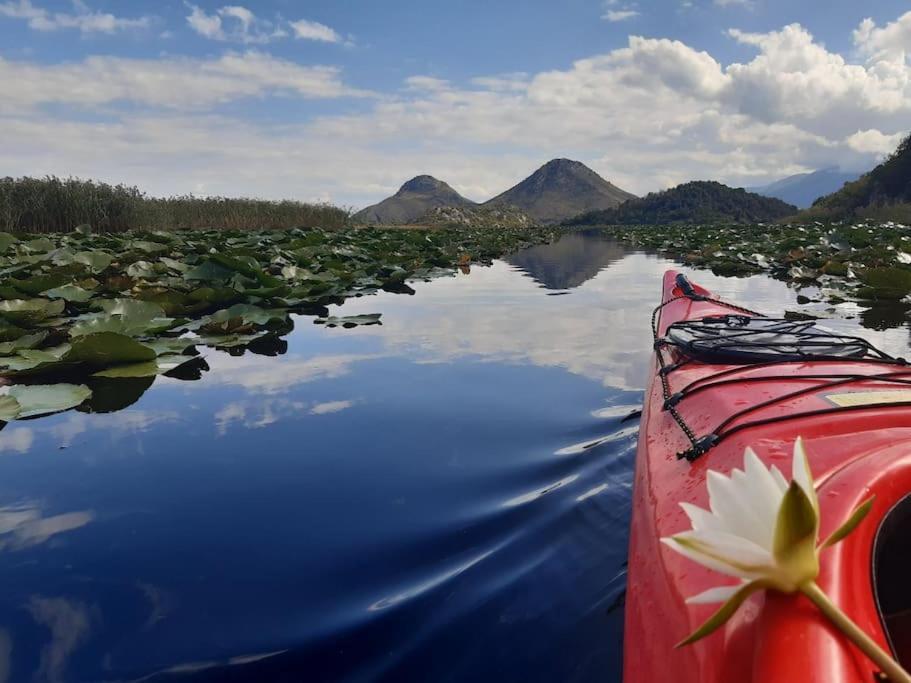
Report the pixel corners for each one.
[0,229,908,683]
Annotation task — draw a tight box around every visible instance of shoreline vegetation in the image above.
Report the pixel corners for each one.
[593,221,911,306]
[1,176,351,233]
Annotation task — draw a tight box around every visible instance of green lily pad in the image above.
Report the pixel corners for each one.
[184,260,236,282]
[206,304,287,327]
[3,383,92,418]
[0,395,20,421]
[131,240,168,254]
[98,299,166,320]
[22,238,54,253]
[859,267,911,300]
[45,284,93,302]
[65,332,157,367]
[92,353,201,378]
[144,338,198,356]
[160,257,190,273]
[315,313,382,328]
[74,251,112,273]
[10,273,69,295]
[0,331,48,356]
[126,260,158,278]
[0,299,65,326]
[0,233,18,253]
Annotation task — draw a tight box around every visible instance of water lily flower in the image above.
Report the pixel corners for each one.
[662,437,911,683]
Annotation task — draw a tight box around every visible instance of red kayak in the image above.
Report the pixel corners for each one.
[625,270,911,682]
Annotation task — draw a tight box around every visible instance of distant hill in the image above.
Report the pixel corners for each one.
[748,168,862,209]
[484,159,636,224]
[802,135,911,222]
[354,176,475,224]
[568,181,798,225]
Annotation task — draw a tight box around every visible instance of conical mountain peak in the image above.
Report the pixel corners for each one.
[484,159,636,224]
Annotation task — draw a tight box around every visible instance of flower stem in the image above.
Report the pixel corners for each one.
[800,581,911,683]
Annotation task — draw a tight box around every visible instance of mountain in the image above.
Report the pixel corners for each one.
[568,181,798,225]
[748,168,862,209]
[483,159,636,224]
[354,175,475,224]
[802,135,911,222]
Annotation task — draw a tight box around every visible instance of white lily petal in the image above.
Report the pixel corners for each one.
[680,502,725,533]
[685,583,745,605]
[743,448,786,549]
[791,437,819,514]
[706,470,768,547]
[662,536,756,579]
[666,529,775,579]
[770,465,788,493]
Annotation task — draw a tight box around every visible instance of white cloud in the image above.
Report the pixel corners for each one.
[405,75,450,91]
[310,400,354,415]
[185,3,286,44]
[0,11,909,205]
[603,9,639,22]
[845,128,905,155]
[0,51,371,111]
[184,4,344,45]
[290,18,342,43]
[715,0,753,6]
[724,24,910,135]
[470,73,529,91]
[0,0,150,33]
[854,10,911,61]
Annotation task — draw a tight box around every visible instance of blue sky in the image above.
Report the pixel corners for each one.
[1,0,910,207]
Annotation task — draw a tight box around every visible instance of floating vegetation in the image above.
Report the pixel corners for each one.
[0,225,558,419]
[600,221,911,306]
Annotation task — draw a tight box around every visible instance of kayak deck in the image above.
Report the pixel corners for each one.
[625,270,911,682]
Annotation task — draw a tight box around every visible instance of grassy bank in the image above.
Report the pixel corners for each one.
[0,176,350,233]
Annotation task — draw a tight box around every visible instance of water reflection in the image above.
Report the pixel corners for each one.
[0,504,94,551]
[28,596,94,683]
[0,231,909,682]
[506,230,626,290]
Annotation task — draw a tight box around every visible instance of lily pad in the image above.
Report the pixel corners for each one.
[45,284,93,302]
[92,354,199,378]
[859,267,911,300]
[74,251,112,273]
[315,313,382,328]
[65,332,157,367]
[184,260,236,282]
[0,331,48,356]
[0,299,65,326]
[1,383,92,419]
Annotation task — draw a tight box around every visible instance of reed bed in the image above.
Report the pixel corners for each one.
[0,176,350,233]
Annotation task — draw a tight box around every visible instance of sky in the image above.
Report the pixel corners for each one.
[1,0,910,209]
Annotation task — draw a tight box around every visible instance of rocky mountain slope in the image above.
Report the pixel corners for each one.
[418,205,533,229]
[354,176,475,224]
[484,159,635,224]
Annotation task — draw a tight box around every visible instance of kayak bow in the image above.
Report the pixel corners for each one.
[625,270,911,682]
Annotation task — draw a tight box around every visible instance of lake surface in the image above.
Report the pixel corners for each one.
[0,229,908,683]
